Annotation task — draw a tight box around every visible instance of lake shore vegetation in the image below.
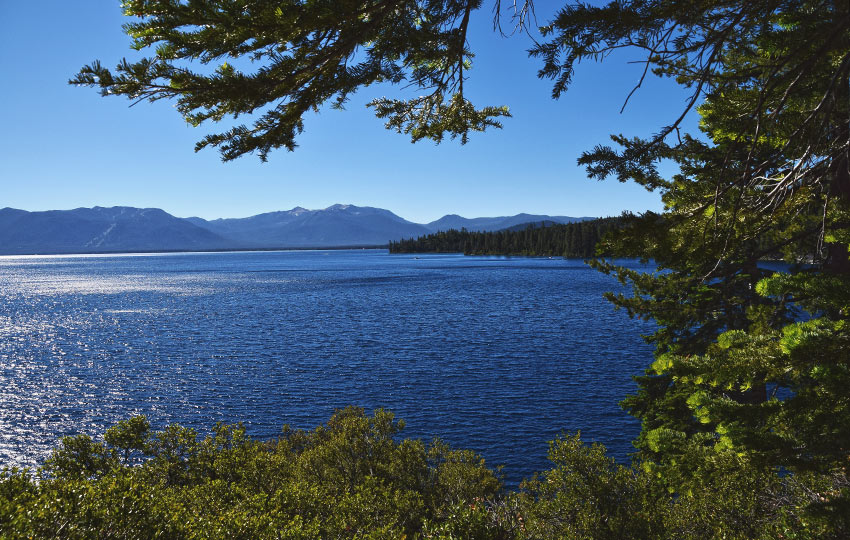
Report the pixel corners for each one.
[388,217,623,257]
[0,407,837,539]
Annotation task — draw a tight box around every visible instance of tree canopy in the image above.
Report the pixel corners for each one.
[558,0,850,525]
[72,0,519,161]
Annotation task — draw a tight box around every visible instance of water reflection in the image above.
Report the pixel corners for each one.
[0,251,655,483]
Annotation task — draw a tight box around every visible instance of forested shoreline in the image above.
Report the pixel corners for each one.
[388,217,622,257]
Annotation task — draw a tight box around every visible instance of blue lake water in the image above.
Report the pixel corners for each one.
[0,249,655,484]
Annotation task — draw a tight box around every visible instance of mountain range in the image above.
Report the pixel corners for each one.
[0,205,593,255]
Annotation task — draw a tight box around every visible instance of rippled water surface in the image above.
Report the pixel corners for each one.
[0,250,655,483]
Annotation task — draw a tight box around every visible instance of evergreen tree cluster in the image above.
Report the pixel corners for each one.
[388,217,622,257]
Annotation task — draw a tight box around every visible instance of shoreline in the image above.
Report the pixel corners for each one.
[0,245,389,258]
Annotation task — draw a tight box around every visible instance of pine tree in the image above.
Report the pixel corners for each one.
[71,0,513,161]
[553,1,850,523]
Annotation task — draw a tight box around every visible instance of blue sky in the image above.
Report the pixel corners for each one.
[0,2,697,224]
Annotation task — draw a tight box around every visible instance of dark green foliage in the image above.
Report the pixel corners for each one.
[517,435,661,540]
[1,413,832,539]
[0,408,508,539]
[71,0,511,161]
[655,451,828,540]
[388,217,622,257]
[556,0,850,528]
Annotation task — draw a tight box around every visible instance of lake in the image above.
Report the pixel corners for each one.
[0,249,655,484]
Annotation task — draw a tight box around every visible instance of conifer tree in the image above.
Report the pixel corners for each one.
[71,0,514,161]
[555,1,850,523]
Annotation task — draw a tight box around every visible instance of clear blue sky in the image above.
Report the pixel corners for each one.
[0,2,697,224]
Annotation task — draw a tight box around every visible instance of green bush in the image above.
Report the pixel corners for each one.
[1,409,839,539]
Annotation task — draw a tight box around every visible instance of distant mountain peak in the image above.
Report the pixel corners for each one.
[0,206,230,255]
[0,204,595,255]
[426,213,592,233]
